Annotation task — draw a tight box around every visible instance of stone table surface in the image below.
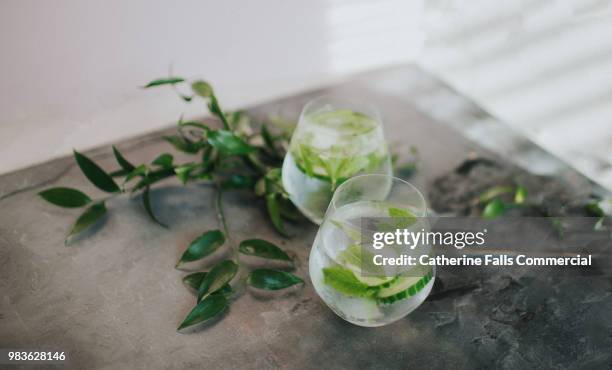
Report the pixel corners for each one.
[1,65,611,369]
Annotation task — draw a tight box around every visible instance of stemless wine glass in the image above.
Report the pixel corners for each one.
[281,96,392,224]
[309,174,435,327]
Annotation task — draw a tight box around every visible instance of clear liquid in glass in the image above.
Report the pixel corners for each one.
[282,108,391,224]
[309,200,434,327]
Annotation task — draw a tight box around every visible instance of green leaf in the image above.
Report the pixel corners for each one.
[182,272,232,296]
[179,120,210,131]
[39,187,91,208]
[67,202,107,240]
[238,239,291,262]
[175,163,199,184]
[191,80,213,98]
[396,162,417,179]
[208,95,230,130]
[124,164,148,183]
[112,145,135,172]
[266,194,288,237]
[176,230,225,267]
[142,186,167,228]
[143,77,185,88]
[197,260,238,301]
[163,135,201,154]
[247,269,303,290]
[483,198,507,219]
[221,174,255,190]
[479,186,514,203]
[207,130,255,156]
[109,169,130,177]
[73,150,120,193]
[177,294,227,331]
[152,153,174,168]
[322,266,374,297]
[585,202,605,217]
[514,185,527,204]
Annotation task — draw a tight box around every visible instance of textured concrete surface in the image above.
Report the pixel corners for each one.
[1,65,611,369]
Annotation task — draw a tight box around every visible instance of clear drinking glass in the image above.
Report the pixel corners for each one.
[282,96,392,224]
[309,174,435,327]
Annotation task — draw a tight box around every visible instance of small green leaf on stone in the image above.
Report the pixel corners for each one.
[143,77,185,88]
[39,187,91,208]
[73,150,120,193]
[176,230,225,267]
[483,198,507,219]
[183,272,208,290]
[152,153,174,168]
[191,81,213,98]
[183,272,232,296]
[514,185,527,204]
[177,294,227,331]
[207,130,255,156]
[247,269,303,290]
[112,145,135,172]
[197,260,238,301]
[238,239,291,262]
[66,202,107,240]
[479,186,514,203]
[585,202,604,217]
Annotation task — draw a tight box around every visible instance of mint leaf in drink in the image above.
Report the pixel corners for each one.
[197,260,238,301]
[74,150,120,193]
[177,294,227,331]
[238,239,291,262]
[322,266,376,298]
[144,77,185,88]
[247,269,303,290]
[66,202,107,241]
[176,230,225,268]
[39,187,91,208]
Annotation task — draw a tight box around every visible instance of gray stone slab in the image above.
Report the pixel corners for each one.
[1,65,610,369]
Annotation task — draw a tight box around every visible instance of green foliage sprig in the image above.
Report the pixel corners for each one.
[38,76,305,332]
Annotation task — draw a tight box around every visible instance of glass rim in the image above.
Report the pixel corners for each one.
[299,95,382,125]
[329,174,427,217]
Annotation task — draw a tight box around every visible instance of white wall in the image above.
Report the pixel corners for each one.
[0,0,424,174]
[420,0,612,190]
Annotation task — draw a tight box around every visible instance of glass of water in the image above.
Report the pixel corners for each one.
[309,174,435,327]
[282,96,392,224]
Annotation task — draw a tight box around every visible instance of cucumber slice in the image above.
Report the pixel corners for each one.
[376,271,433,305]
[355,274,398,288]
